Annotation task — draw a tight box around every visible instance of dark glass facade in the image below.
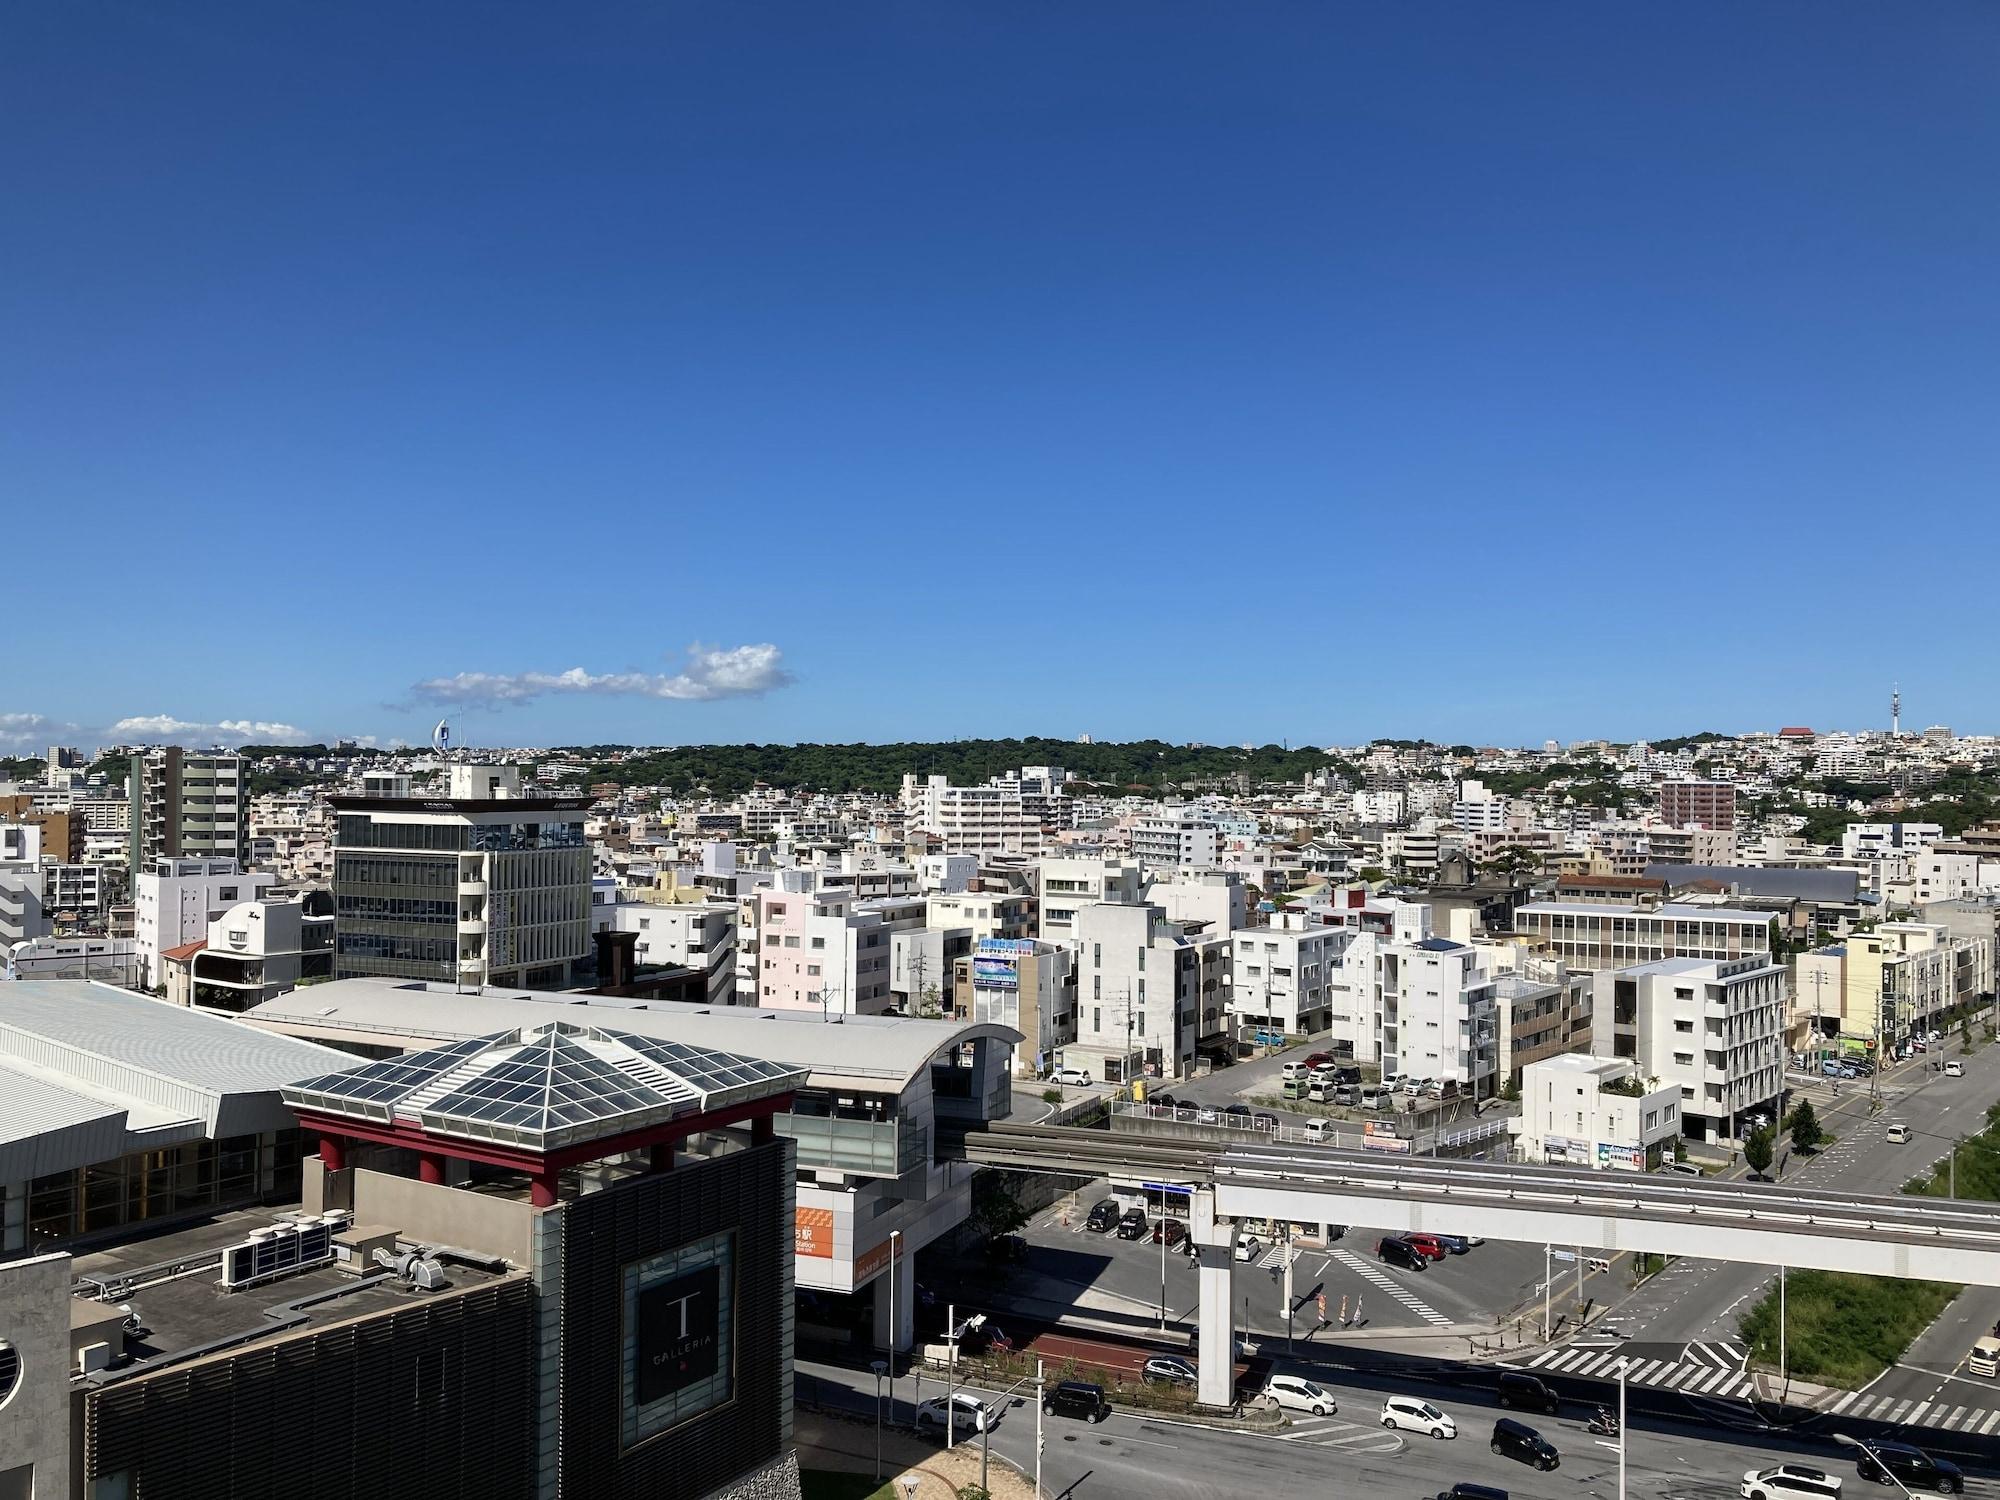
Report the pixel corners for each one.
[27,1130,301,1249]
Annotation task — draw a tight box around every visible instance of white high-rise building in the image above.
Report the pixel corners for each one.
[0,823,51,948]
[1593,955,1785,1143]
[1036,855,1143,942]
[133,857,275,989]
[1066,901,1225,1081]
[1131,814,1220,871]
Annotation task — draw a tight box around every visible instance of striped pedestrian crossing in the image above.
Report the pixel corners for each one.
[1518,1341,2000,1435]
[1273,1413,1404,1453]
[1331,1248,1453,1328]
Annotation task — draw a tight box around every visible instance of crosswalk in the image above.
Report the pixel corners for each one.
[1821,1388,2000,1435]
[1274,1411,1403,1452]
[1331,1247,1454,1328]
[1517,1341,1758,1399]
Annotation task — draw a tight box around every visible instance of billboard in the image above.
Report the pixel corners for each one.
[622,1230,736,1448]
[1362,1120,1412,1154]
[1596,1142,1644,1171]
[794,1206,834,1259]
[972,937,1033,990]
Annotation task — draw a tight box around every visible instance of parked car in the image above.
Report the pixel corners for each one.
[1406,1233,1451,1261]
[1117,1207,1148,1240]
[1304,1117,1334,1144]
[1360,1088,1389,1111]
[1403,1076,1428,1096]
[1332,1085,1359,1107]
[1433,1234,1474,1255]
[915,1393,993,1436]
[1141,1355,1197,1388]
[1303,1051,1335,1068]
[1431,1487,1509,1500]
[1043,1381,1110,1424]
[1741,1463,1843,1500]
[1495,1372,1561,1415]
[1262,1374,1336,1417]
[1946,1060,1965,1078]
[956,1314,1013,1356]
[1666,1159,1704,1177]
[1823,1060,1856,1079]
[1852,1440,1962,1493]
[1151,1218,1185,1248]
[1282,1060,1308,1081]
[1848,1059,1876,1077]
[1150,1091,1178,1108]
[1378,1237,1428,1272]
[1186,1326,1250,1357]
[1223,1103,1252,1119]
[1051,1066,1093,1087]
[1490,1418,1559,1471]
[984,1234,1028,1263]
[1235,1233,1262,1262]
[1382,1396,1457,1438]
[1253,1112,1279,1130]
[1085,1198,1121,1232]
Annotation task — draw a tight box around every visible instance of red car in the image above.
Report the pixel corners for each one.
[1304,1052,1335,1068]
[1152,1219,1186,1248]
[1405,1233,1450,1262]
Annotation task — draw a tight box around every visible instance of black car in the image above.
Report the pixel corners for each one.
[1490,1418,1559,1472]
[1854,1441,1963,1494]
[1378,1236,1427,1271]
[1044,1380,1110,1423]
[1224,1103,1252,1118]
[1433,1487,1508,1500]
[1117,1207,1149,1240]
[1085,1198,1121,1233]
[1495,1372,1561,1415]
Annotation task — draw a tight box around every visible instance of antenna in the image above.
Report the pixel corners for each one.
[1891,684,1901,738]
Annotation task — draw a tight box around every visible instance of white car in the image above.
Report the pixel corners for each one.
[1380,1395,1456,1438]
[1304,1117,1333,1144]
[1235,1234,1262,1262]
[1740,1462,1842,1500]
[915,1393,992,1436]
[1262,1374,1336,1417]
[1947,1059,1965,1077]
[1050,1067,1092,1088]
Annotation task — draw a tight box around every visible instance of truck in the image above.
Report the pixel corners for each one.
[1971,1336,2000,1377]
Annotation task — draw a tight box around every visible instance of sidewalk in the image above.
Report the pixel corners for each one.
[796,1406,1038,1500]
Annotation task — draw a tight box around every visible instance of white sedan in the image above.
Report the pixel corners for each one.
[1380,1395,1456,1438]
[915,1393,992,1436]
[1235,1234,1262,1262]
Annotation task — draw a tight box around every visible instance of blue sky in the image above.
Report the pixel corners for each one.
[7,3,1997,751]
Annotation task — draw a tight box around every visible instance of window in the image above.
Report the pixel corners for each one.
[811,936,825,950]
[807,965,820,977]
[1675,1019,1693,1034]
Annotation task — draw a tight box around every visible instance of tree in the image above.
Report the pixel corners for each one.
[1962,1014,1975,1049]
[1789,1099,1824,1154]
[1743,1124,1776,1179]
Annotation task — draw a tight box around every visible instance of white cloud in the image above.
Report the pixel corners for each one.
[411,642,792,710]
[105,715,314,746]
[0,713,78,751]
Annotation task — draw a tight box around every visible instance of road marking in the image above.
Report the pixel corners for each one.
[1829,1391,1858,1415]
[1981,1409,2000,1435]
[1888,1399,1914,1422]
[1633,1359,1666,1383]
[1911,1400,1933,1424]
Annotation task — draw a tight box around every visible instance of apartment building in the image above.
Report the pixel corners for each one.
[924,889,1035,940]
[1066,901,1224,1081]
[1514,901,1775,972]
[331,764,592,990]
[1131,813,1220,871]
[1036,854,1143,942]
[1145,870,1248,942]
[1392,932,1500,1099]
[0,822,51,947]
[1228,917,1342,1039]
[900,768,1057,856]
[1518,1054,1681,1169]
[42,860,110,929]
[953,936,1076,1074]
[1845,822,1944,861]
[597,898,739,1005]
[1844,922,1958,1049]
[180,889,336,1010]
[133,857,275,989]
[127,747,246,868]
[1594,955,1786,1142]
[1487,955,1594,1091]
[1659,779,1737,830]
[751,876,920,1015]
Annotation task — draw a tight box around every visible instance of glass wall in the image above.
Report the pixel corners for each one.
[26,1130,302,1250]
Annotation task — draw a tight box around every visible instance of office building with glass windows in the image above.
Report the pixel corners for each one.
[332,764,592,989]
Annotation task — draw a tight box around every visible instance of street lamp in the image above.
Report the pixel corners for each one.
[1834,1434,1919,1499]
[870,1359,888,1482]
[886,1229,903,1409]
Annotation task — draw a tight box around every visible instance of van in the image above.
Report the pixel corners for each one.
[1308,1079,1333,1104]
[1305,1117,1333,1144]
[1282,1060,1307,1082]
[1489,1417,1559,1471]
[1360,1087,1387,1111]
[1495,1372,1561,1415]
[1378,1237,1428,1272]
[1665,1160,1704,1177]
[1042,1381,1110,1423]
[1332,1085,1359,1107]
[1886,1122,1911,1145]
[1971,1337,2000,1377]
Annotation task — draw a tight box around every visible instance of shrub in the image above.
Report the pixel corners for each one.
[1741,1272,1960,1388]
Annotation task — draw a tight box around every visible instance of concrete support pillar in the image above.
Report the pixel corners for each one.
[871,1242,915,1352]
[530,1172,561,1208]
[418,1154,446,1186]
[317,1133,346,1173]
[1187,1188,1238,1409]
[649,1141,676,1173]
[751,1113,776,1146]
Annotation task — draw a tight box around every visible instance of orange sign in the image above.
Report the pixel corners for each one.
[795,1207,835,1259]
[852,1234,905,1285]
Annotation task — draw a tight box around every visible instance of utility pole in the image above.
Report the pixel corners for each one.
[1035,1357,1046,1498]
[1543,1243,1552,1341]
[1779,1266,1788,1387]
[945,1302,959,1450]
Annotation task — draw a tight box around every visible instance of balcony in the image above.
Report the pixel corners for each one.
[459,876,488,896]
[773,1112,929,1177]
[458,914,487,933]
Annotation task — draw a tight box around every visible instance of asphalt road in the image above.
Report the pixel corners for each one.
[801,1353,1995,1500]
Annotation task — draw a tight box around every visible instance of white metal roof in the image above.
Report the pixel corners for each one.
[244,979,1022,1092]
[0,980,356,1147]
